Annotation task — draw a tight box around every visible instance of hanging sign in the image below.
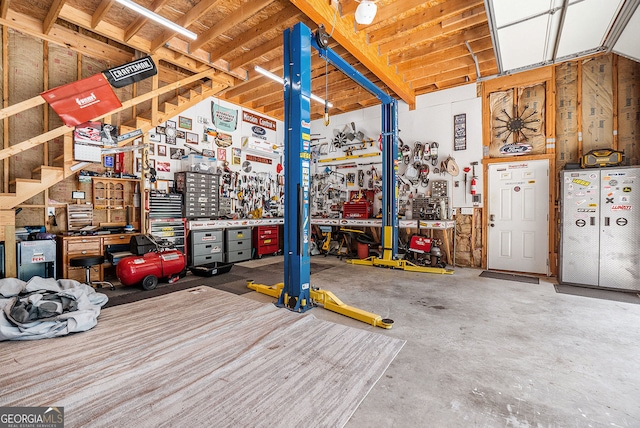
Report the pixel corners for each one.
[41,74,122,127]
[102,56,157,88]
[212,102,238,132]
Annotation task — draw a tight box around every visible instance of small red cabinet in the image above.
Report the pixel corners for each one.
[253,225,280,258]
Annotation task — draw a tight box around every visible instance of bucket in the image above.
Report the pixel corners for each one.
[357,242,369,259]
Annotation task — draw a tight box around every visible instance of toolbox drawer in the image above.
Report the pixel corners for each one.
[227,239,251,251]
[192,243,223,257]
[193,253,223,265]
[102,234,134,246]
[192,230,223,244]
[258,243,279,255]
[227,227,251,241]
[226,249,251,263]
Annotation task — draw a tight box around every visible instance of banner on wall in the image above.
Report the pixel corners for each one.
[212,102,238,132]
[102,56,157,88]
[41,74,122,127]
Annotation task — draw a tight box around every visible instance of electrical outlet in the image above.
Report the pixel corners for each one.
[47,207,55,216]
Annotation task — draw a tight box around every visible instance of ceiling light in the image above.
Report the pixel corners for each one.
[114,0,197,40]
[254,66,333,108]
[355,0,377,25]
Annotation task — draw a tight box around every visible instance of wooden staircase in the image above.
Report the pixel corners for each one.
[0,73,229,210]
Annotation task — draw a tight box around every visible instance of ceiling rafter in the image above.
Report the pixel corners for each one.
[42,0,66,35]
[123,0,170,42]
[368,0,483,44]
[208,5,301,60]
[149,0,224,53]
[189,0,276,52]
[91,0,113,29]
[379,10,487,55]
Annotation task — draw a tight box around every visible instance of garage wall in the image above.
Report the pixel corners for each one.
[310,84,484,267]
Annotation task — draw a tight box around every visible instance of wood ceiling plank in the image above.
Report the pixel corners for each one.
[228,34,282,70]
[208,5,301,60]
[1,10,132,64]
[289,0,415,108]
[379,12,487,55]
[387,24,489,64]
[43,0,66,35]
[91,0,113,29]
[410,59,496,89]
[223,75,273,99]
[56,4,243,82]
[368,0,484,44]
[403,49,495,80]
[150,0,224,53]
[123,0,170,42]
[395,36,494,72]
[190,0,276,52]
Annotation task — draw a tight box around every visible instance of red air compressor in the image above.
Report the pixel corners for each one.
[116,235,186,290]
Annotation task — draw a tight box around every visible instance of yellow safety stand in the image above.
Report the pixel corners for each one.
[347,225,454,274]
[247,280,394,329]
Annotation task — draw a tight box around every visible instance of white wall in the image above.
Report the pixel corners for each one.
[142,97,284,183]
[310,83,483,217]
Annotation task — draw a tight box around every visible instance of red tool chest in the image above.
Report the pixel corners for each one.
[343,201,371,218]
[253,225,280,258]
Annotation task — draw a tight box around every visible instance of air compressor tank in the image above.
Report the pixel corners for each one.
[116,250,186,290]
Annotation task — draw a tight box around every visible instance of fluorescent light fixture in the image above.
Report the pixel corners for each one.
[355,0,377,25]
[255,66,333,108]
[114,0,197,40]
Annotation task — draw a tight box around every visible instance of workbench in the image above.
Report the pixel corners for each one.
[309,218,456,266]
[189,218,456,266]
[57,233,141,282]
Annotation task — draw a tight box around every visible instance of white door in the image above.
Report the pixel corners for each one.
[487,159,549,274]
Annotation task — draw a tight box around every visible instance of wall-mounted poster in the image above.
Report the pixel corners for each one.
[218,148,227,161]
[454,113,466,151]
[179,116,192,130]
[148,143,155,156]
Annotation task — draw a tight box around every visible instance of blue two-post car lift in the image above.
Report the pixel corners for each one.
[247,22,447,328]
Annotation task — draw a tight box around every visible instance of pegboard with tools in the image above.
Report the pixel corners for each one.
[219,170,284,219]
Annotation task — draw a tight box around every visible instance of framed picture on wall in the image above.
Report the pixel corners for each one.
[179,116,192,130]
[186,132,199,145]
[158,145,167,156]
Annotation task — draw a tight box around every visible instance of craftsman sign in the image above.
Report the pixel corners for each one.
[102,56,157,88]
[242,110,276,130]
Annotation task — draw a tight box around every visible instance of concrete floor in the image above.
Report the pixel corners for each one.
[106,256,640,427]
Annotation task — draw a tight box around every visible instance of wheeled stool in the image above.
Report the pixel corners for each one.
[69,255,115,291]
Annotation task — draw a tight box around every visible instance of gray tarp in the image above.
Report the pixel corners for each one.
[0,276,108,341]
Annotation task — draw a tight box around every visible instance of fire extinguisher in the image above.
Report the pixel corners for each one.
[470,161,478,196]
